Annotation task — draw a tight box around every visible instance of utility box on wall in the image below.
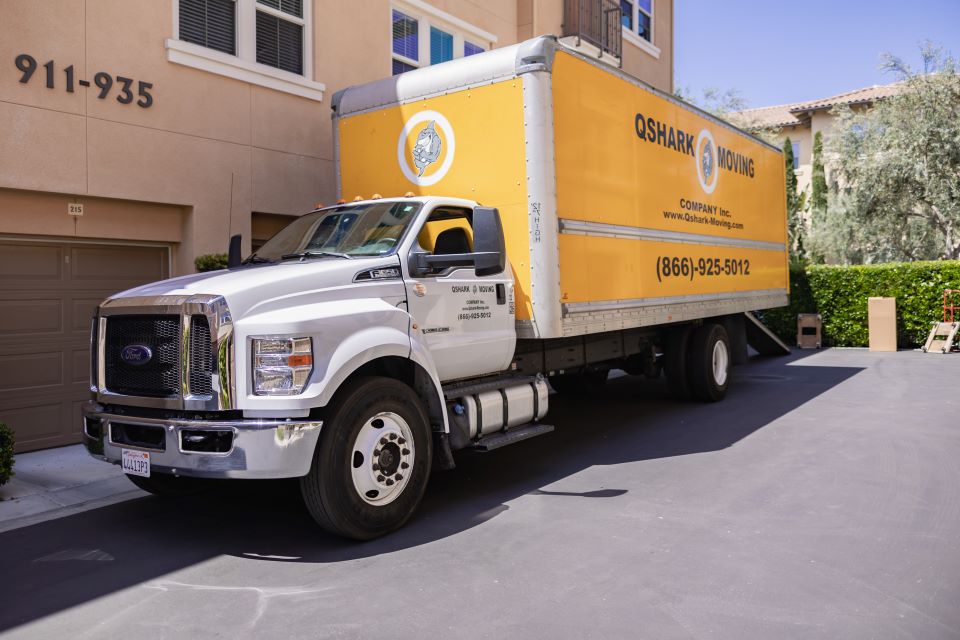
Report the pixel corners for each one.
[868,297,897,352]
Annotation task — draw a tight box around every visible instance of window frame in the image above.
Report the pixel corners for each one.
[167,0,324,101]
[621,0,661,59]
[391,0,496,75]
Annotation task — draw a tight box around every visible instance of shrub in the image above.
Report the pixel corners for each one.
[194,253,229,273]
[0,423,14,487]
[762,261,960,347]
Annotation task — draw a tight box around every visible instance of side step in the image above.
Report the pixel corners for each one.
[469,423,555,452]
[922,321,959,353]
[744,311,792,356]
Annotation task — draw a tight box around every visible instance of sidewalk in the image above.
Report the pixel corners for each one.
[0,445,145,533]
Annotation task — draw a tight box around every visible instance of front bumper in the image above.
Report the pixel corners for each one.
[81,402,322,479]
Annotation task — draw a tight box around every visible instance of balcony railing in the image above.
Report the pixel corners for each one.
[562,0,623,63]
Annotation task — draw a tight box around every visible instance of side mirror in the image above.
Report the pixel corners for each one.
[406,207,506,278]
[471,207,506,277]
[227,234,242,269]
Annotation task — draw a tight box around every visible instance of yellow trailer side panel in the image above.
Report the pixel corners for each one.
[552,52,788,306]
[338,79,534,320]
[559,235,788,304]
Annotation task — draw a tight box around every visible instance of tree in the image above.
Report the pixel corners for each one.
[811,42,960,262]
[675,86,747,119]
[783,137,804,260]
[810,131,827,212]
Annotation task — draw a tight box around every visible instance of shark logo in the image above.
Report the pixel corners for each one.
[695,128,719,194]
[701,140,714,180]
[397,111,456,186]
[412,121,442,177]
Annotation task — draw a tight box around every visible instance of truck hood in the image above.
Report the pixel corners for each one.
[108,257,404,318]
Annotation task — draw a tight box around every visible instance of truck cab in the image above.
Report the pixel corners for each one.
[82,196,542,540]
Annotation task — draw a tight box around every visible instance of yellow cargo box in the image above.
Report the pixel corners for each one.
[333,37,789,340]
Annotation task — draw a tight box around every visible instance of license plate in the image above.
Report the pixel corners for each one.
[121,449,151,478]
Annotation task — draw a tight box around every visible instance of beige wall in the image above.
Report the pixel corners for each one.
[1,0,673,276]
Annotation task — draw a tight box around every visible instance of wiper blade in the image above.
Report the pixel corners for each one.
[241,254,273,265]
[280,250,353,261]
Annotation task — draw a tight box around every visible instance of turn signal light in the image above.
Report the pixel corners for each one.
[286,354,313,367]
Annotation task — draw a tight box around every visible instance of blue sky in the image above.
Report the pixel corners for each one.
[674,0,960,108]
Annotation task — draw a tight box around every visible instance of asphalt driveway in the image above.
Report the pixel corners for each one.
[1,349,958,639]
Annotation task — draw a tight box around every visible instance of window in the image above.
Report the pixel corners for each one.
[620,0,633,31]
[179,0,236,55]
[430,28,454,65]
[392,10,419,62]
[464,41,484,57]
[256,6,303,74]
[620,0,658,55]
[636,0,652,42]
[390,3,497,75]
[792,141,801,169]
[169,0,322,101]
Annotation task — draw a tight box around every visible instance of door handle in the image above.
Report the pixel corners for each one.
[496,283,506,305]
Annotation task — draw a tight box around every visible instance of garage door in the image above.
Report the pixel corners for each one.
[0,240,169,453]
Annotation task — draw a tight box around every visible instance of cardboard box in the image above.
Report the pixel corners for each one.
[797,314,822,349]
[868,297,897,351]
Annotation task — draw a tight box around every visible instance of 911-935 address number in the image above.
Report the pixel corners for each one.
[15,54,153,108]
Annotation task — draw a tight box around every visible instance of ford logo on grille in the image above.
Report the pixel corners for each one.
[120,344,153,366]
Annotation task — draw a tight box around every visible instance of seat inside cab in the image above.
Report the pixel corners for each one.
[417,210,474,254]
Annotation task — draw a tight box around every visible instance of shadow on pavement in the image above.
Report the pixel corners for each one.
[0,349,861,631]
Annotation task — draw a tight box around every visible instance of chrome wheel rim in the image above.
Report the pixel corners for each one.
[350,411,414,506]
[712,339,729,387]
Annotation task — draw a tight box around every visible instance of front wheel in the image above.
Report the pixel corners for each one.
[300,377,432,540]
[686,323,731,402]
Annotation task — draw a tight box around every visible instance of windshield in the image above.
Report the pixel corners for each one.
[249,201,422,263]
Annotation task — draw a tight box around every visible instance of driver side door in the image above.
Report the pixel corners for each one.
[404,207,515,381]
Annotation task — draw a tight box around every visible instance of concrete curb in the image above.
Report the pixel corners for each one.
[0,444,145,533]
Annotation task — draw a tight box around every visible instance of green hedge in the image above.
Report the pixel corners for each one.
[0,423,14,487]
[761,261,960,348]
[194,253,229,273]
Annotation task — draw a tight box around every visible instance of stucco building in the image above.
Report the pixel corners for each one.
[732,84,901,197]
[1,0,673,451]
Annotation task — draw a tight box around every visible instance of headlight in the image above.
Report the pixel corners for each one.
[252,337,313,396]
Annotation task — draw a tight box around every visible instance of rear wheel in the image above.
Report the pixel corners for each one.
[663,326,692,400]
[687,323,731,402]
[126,473,208,497]
[300,377,432,540]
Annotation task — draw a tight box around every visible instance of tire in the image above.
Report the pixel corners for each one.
[548,366,609,395]
[126,472,208,497]
[663,326,692,400]
[686,323,731,403]
[300,376,432,540]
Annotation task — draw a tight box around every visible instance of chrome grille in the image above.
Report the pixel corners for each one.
[104,315,181,397]
[189,315,214,396]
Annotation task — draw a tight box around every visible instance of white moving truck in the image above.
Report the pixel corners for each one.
[82,37,788,539]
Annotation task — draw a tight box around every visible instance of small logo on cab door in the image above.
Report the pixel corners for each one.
[120,344,153,366]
